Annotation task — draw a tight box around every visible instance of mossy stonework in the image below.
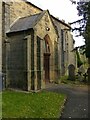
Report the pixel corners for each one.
[1,0,76,91]
[0,1,2,73]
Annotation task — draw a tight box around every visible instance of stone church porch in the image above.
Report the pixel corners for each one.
[6,10,60,91]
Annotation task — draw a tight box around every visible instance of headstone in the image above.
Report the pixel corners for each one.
[78,73,83,82]
[78,65,85,75]
[78,65,85,82]
[68,64,75,81]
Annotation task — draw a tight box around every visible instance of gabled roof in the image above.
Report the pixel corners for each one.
[51,15,71,29]
[22,0,43,11]
[23,0,71,28]
[6,0,71,34]
[7,11,46,33]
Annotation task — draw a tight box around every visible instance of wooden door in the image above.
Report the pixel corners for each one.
[44,53,50,83]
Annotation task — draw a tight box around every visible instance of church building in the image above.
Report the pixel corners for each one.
[0,0,76,91]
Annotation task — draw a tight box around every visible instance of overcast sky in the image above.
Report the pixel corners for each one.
[28,0,85,47]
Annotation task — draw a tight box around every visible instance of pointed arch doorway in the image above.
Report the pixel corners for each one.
[44,34,51,83]
[44,53,50,83]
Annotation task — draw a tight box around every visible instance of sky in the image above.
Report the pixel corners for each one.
[28,0,85,47]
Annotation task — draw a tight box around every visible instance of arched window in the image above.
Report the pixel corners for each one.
[45,40,50,53]
[44,34,50,53]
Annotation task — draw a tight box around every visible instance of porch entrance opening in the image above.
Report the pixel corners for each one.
[44,34,51,83]
[44,53,50,83]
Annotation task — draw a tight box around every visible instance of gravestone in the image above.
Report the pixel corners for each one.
[78,65,85,75]
[78,65,85,82]
[68,64,75,81]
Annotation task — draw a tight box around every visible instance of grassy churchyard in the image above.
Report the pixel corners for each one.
[0,92,2,119]
[2,90,66,118]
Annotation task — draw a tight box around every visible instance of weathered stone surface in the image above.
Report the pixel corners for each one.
[6,31,30,90]
[35,11,58,82]
[78,65,85,74]
[0,1,2,73]
[9,0,41,25]
[1,0,76,91]
[52,18,76,76]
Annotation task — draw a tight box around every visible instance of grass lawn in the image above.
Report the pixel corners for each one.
[60,75,88,86]
[0,92,2,119]
[2,90,66,118]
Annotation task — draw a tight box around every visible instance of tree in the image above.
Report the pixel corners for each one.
[77,1,90,58]
[76,48,83,68]
[69,0,90,82]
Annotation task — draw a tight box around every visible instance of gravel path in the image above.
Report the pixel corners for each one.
[45,84,89,118]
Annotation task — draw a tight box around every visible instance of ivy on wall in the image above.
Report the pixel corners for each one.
[76,49,83,68]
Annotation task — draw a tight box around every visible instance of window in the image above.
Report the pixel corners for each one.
[37,36,41,90]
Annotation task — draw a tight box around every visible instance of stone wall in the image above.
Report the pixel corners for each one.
[0,1,2,73]
[1,0,76,90]
[6,31,30,90]
[34,11,59,82]
[52,18,75,76]
[8,0,41,25]
[3,0,42,39]
[2,0,42,79]
[2,0,76,77]
[68,33,76,66]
